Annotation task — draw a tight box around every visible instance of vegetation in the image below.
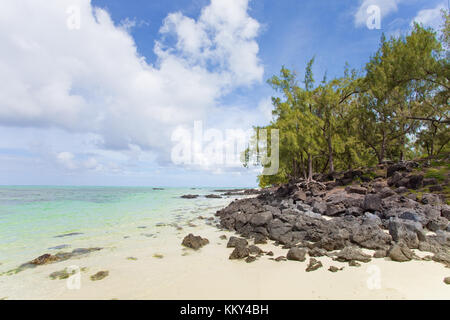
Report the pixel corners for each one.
[247,12,449,188]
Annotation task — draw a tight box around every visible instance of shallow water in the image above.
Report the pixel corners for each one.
[0,186,235,272]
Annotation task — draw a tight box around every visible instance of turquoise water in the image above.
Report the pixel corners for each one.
[0,186,232,272]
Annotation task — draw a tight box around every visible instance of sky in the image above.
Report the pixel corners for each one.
[0,0,447,187]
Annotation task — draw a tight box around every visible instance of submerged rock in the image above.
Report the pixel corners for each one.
[181,194,199,199]
[90,271,109,281]
[54,232,83,238]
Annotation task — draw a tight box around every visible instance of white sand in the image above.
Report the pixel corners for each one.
[1,218,449,300]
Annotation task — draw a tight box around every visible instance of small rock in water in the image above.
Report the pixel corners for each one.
[48,244,70,250]
[444,277,450,285]
[245,256,257,263]
[306,258,323,272]
[90,271,109,281]
[181,194,199,199]
[219,235,227,240]
[137,226,147,229]
[30,254,59,265]
[266,251,274,256]
[182,234,209,250]
[127,257,138,261]
[54,232,83,238]
[49,269,74,280]
[153,254,164,259]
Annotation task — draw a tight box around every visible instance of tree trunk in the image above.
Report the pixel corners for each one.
[327,135,334,173]
[307,153,313,181]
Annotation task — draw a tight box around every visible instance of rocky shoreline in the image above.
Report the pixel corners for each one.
[210,161,450,268]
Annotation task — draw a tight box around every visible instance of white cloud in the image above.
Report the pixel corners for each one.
[0,0,263,167]
[412,3,447,31]
[354,0,404,27]
[56,152,77,170]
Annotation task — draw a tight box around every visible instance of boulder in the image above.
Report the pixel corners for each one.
[388,243,413,262]
[248,245,264,255]
[306,258,323,272]
[345,185,367,195]
[181,234,209,250]
[286,247,307,262]
[249,211,273,227]
[226,236,248,248]
[334,247,372,263]
[229,246,250,260]
[362,194,381,212]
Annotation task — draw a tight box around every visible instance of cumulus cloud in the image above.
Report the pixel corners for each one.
[0,0,264,167]
[412,3,447,31]
[354,0,404,27]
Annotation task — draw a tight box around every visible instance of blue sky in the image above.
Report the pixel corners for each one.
[0,0,447,187]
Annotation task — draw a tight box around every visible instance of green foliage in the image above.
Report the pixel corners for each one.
[249,17,449,188]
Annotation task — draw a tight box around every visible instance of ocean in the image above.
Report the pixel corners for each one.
[0,186,235,273]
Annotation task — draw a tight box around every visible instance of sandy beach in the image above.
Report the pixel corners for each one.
[1,210,449,300]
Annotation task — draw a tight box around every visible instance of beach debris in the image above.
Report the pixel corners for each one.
[126,257,138,261]
[229,246,250,260]
[181,234,209,250]
[286,247,306,262]
[444,277,450,285]
[155,223,167,227]
[90,271,109,281]
[153,254,164,259]
[181,194,199,199]
[54,232,83,238]
[226,236,248,248]
[137,226,147,229]
[306,258,323,272]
